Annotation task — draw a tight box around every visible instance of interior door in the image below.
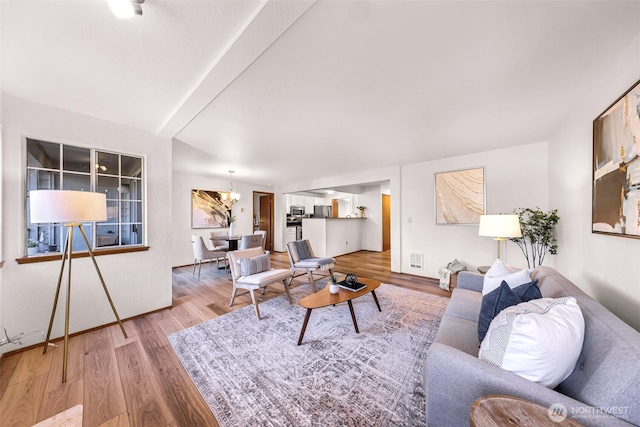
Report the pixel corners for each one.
[258,193,274,251]
[382,194,391,251]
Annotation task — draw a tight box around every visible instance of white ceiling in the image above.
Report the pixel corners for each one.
[3,1,640,187]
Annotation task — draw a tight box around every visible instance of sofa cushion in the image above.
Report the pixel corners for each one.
[479,297,585,388]
[445,288,483,322]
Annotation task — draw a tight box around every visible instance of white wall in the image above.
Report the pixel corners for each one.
[548,32,640,331]
[171,170,273,267]
[1,95,173,354]
[359,185,383,252]
[401,141,549,278]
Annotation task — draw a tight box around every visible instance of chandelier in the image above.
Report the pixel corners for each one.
[222,170,240,204]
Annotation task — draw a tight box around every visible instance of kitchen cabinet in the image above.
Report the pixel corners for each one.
[285,226,297,245]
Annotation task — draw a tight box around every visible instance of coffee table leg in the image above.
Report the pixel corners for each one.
[347,300,359,333]
[371,290,382,312]
[297,308,313,345]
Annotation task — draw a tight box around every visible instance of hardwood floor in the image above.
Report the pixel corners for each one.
[0,250,448,426]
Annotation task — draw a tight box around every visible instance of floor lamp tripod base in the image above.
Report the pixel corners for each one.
[42,222,128,383]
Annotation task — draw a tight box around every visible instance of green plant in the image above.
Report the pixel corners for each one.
[330,273,339,284]
[509,207,560,269]
[27,238,38,248]
[356,206,366,211]
[227,214,236,226]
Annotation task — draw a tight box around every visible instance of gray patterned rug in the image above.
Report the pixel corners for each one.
[168,282,448,427]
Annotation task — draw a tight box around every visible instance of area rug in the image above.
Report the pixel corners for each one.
[168,283,448,427]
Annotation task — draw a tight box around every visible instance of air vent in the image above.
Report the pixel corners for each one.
[410,253,423,270]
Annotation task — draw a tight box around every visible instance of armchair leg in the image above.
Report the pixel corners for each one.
[229,287,238,307]
[282,279,292,304]
[193,259,197,276]
[308,271,317,293]
[250,290,261,320]
[198,261,202,279]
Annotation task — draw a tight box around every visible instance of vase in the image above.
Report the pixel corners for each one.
[329,282,340,294]
[229,223,235,237]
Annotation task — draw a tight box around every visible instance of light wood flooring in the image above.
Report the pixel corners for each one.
[0,250,449,427]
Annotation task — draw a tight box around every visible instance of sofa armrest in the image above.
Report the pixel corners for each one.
[425,343,633,427]
[456,271,484,292]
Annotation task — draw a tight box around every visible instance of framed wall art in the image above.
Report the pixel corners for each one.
[191,189,231,229]
[435,167,485,225]
[592,79,640,239]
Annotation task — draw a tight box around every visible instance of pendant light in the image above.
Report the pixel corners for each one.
[222,170,240,204]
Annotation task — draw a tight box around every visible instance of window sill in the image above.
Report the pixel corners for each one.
[16,246,150,264]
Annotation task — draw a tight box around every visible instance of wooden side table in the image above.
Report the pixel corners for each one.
[470,395,583,427]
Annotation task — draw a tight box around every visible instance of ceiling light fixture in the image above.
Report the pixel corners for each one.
[108,0,144,19]
[221,170,240,204]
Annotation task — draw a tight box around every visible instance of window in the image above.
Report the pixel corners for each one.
[26,138,144,256]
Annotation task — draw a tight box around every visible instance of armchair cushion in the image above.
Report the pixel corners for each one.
[239,253,271,276]
[237,269,291,287]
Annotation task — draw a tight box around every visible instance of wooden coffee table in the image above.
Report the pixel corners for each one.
[470,395,583,427]
[297,277,381,345]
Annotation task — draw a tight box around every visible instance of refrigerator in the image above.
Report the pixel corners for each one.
[313,205,332,218]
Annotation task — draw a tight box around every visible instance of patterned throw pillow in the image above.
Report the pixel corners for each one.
[479,297,585,388]
[239,254,271,276]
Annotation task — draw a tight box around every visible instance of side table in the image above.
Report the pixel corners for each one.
[477,265,490,275]
[470,395,583,427]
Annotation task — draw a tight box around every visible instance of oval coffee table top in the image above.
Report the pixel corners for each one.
[470,395,583,427]
[298,277,381,309]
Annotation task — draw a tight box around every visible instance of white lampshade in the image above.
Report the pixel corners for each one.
[30,190,107,223]
[478,214,522,238]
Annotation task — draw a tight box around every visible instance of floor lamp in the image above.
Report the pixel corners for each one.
[478,214,522,259]
[29,190,128,383]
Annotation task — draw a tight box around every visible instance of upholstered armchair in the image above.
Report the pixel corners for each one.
[191,235,228,279]
[227,247,292,320]
[286,239,335,292]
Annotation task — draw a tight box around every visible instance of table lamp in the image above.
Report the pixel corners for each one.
[29,190,127,383]
[478,214,522,259]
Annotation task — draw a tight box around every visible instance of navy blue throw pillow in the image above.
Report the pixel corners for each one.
[513,279,541,301]
[478,281,521,344]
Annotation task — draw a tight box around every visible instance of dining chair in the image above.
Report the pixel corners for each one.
[286,239,335,292]
[191,235,228,279]
[253,230,267,250]
[239,234,263,250]
[210,230,230,251]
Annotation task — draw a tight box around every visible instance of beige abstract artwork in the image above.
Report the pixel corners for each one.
[435,167,485,224]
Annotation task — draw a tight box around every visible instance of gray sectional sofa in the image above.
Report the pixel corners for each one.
[425,266,640,426]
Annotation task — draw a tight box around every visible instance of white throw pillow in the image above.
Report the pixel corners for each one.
[485,259,520,277]
[483,268,532,295]
[478,297,585,388]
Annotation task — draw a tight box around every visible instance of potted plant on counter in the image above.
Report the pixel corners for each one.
[357,206,366,218]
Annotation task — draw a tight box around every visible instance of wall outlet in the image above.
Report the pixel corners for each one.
[408,217,412,223]
[345,241,348,245]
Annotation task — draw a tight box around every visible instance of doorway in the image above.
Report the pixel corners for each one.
[382,194,391,251]
[253,191,274,251]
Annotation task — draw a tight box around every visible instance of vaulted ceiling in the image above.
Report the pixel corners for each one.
[2,1,639,186]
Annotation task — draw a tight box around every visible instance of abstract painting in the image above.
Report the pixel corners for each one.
[435,167,485,224]
[592,79,640,239]
[192,189,231,229]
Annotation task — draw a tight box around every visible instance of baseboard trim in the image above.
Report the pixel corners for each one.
[0,304,172,360]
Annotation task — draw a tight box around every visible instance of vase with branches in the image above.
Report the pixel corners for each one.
[509,207,560,269]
